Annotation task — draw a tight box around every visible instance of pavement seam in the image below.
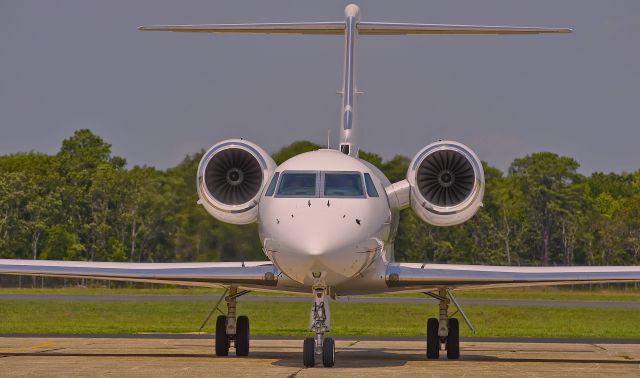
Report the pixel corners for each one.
[0,347,66,359]
[3,334,640,344]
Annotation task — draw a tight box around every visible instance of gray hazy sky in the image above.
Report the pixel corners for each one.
[1,0,639,174]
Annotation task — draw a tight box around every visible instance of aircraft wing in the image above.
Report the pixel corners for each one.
[0,259,279,290]
[386,263,640,291]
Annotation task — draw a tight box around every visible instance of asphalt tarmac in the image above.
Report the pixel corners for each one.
[2,293,640,308]
[1,335,639,377]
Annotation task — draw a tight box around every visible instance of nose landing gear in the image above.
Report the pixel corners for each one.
[303,287,335,367]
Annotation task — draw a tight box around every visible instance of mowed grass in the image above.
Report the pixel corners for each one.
[1,300,640,339]
[454,287,640,302]
[3,285,640,301]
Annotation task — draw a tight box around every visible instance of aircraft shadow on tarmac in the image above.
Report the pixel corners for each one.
[3,349,636,368]
[271,344,640,367]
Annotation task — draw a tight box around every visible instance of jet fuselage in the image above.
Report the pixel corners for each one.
[258,149,397,287]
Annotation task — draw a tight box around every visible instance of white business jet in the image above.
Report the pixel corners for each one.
[2,4,638,368]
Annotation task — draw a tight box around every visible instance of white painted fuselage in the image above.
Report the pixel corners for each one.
[258,149,397,288]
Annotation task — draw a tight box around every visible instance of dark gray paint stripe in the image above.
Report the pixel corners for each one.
[1,294,639,308]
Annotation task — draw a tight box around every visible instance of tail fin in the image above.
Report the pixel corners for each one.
[140,5,571,158]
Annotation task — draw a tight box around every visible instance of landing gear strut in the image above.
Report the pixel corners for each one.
[214,286,251,357]
[303,287,335,367]
[425,288,473,360]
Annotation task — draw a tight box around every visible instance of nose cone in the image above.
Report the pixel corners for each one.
[262,199,380,286]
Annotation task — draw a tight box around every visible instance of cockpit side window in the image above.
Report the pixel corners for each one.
[323,172,365,198]
[264,172,280,196]
[276,172,318,197]
[364,173,379,197]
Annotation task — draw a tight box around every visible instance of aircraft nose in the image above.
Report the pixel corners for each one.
[276,204,364,256]
[281,227,349,257]
[264,199,380,285]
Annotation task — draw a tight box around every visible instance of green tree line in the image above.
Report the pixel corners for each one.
[1,129,639,267]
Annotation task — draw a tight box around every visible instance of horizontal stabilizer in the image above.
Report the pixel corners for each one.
[139,22,345,35]
[358,22,572,35]
[139,22,571,36]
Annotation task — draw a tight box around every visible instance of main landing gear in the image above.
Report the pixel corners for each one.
[424,288,475,360]
[303,287,335,367]
[214,287,251,357]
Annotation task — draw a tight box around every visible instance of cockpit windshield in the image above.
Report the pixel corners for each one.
[273,171,370,198]
[323,172,364,197]
[276,172,317,197]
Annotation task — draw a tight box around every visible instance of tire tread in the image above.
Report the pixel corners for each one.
[303,337,315,367]
[426,317,439,359]
[236,315,250,356]
[215,315,229,357]
[446,318,460,360]
[322,337,335,367]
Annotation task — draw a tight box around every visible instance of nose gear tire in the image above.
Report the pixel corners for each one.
[322,337,335,367]
[303,337,315,367]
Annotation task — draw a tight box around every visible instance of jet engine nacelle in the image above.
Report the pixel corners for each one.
[407,140,484,226]
[197,139,276,224]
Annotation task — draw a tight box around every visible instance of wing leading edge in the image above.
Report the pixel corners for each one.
[386,263,640,290]
[4,259,638,292]
[0,259,278,289]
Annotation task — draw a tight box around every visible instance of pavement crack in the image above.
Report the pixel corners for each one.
[592,344,606,351]
[347,340,360,348]
[38,347,66,353]
[287,367,305,378]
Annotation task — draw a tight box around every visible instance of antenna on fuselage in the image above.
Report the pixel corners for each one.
[139,4,572,158]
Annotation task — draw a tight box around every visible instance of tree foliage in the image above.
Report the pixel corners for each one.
[1,130,639,269]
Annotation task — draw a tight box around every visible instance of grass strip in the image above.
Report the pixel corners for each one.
[1,300,639,339]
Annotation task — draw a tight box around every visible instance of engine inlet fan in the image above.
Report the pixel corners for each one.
[417,150,475,207]
[204,148,263,205]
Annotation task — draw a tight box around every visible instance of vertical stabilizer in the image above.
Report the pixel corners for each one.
[339,4,361,157]
[139,5,571,159]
